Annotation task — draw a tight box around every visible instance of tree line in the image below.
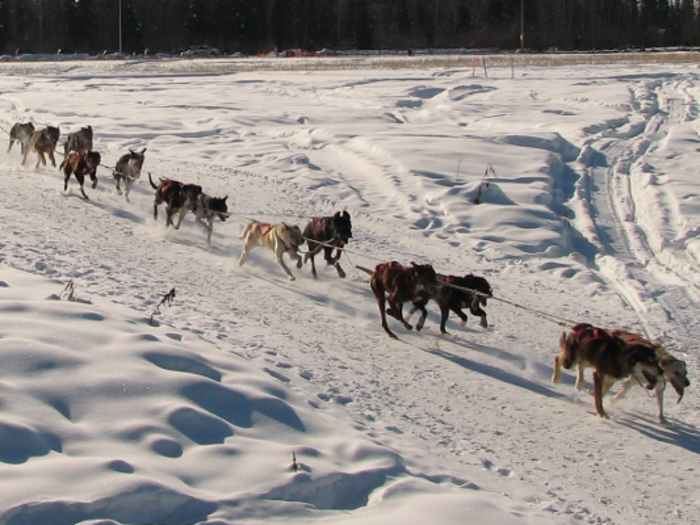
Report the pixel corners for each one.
[1,0,699,56]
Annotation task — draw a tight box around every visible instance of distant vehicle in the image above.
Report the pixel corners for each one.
[181,46,220,57]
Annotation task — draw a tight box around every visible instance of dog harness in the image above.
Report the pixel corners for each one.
[310,218,344,247]
[377,261,405,273]
[572,323,611,346]
[257,222,274,237]
[376,262,430,301]
[259,222,298,252]
[609,329,659,350]
[160,179,182,193]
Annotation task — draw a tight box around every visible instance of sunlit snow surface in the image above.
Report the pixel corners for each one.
[0,55,698,525]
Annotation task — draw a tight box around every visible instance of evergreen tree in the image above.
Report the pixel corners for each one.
[63,0,98,53]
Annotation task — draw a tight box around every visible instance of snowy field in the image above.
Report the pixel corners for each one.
[0,54,699,525]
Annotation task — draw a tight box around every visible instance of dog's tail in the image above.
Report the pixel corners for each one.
[148,172,159,190]
[355,265,374,276]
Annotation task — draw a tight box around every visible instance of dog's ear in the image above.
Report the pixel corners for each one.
[343,211,350,219]
[223,196,228,202]
[141,148,147,154]
[129,149,135,155]
[334,211,340,218]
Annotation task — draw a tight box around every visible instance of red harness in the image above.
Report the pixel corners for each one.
[160,179,182,193]
[609,329,658,349]
[572,324,610,347]
[257,222,274,237]
[377,261,406,273]
[258,223,297,252]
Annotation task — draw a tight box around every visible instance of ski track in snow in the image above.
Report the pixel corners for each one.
[0,59,699,525]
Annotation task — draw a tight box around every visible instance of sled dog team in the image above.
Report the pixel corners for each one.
[8,121,691,424]
[10,122,146,202]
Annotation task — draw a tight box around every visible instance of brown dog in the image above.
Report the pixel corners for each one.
[22,126,60,168]
[149,173,202,230]
[609,329,690,424]
[357,262,438,339]
[552,323,664,418]
[60,151,101,200]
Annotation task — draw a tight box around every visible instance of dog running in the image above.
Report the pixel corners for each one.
[149,173,202,230]
[114,148,147,201]
[8,122,35,155]
[609,329,690,424]
[191,193,229,246]
[552,323,664,418]
[60,150,101,200]
[21,126,61,168]
[357,261,439,339]
[303,211,353,278]
[64,125,93,155]
[238,220,305,281]
[409,273,492,334]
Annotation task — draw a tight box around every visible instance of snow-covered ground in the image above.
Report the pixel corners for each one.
[0,55,698,525]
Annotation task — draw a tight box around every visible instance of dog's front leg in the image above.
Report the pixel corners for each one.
[414,305,428,332]
[49,150,56,167]
[611,377,634,405]
[309,254,318,279]
[451,306,468,328]
[276,253,295,280]
[470,302,488,328]
[552,357,563,384]
[173,208,188,230]
[327,247,346,277]
[575,364,587,391]
[272,242,296,280]
[656,385,668,425]
[75,173,89,200]
[206,218,214,246]
[324,246,339,266]
[388,299,412,331]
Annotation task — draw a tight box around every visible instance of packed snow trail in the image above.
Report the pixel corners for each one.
[582,76,700,355]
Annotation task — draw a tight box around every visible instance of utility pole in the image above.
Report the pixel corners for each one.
[119,0,123,53]
[520,0,524,52]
